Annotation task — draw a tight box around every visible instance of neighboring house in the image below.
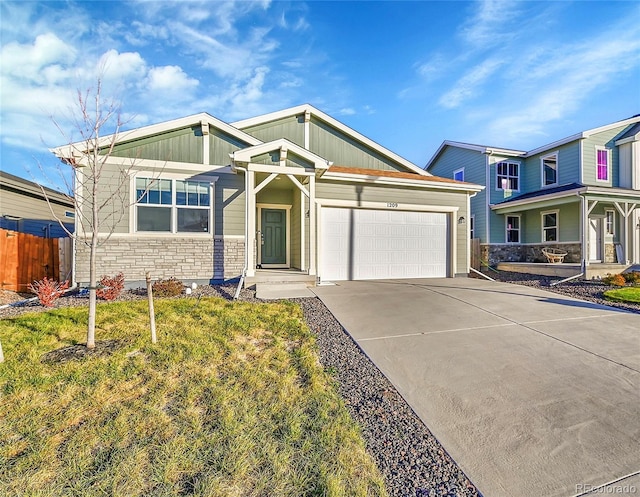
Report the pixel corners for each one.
[52,104,483,287]
[426,115,640,274]
[0,171,74,238]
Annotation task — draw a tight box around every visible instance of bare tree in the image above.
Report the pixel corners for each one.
[43,79,142,349]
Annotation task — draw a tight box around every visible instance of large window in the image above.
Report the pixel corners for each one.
[542,211,558,242]
[596,147,610,182]
[136,177,211,233]
[542,153,558,187]
[497,161,519,191]
[506,215,520,243]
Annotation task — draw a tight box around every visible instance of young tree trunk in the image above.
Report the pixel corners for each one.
[0,338,4,363]
[87,232,97,349]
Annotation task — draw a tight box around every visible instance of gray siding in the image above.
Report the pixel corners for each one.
[214,174,245,237]
[316,180,470,272]
[522,141,580,190]
[429,146,488,242]
[241,115,305,147]
[582,124,629,187]
[0,187,72,223]
[111,126,203,163]
[209,129,249,165]
[83,163,132,234]
[491,202,580,244]
[309,117,406,172]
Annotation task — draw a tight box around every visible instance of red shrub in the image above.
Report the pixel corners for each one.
[97,272,125,301]
[602,273,626,287]
[29,278,70,307]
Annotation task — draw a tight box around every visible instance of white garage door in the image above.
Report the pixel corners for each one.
[320,208,448,281]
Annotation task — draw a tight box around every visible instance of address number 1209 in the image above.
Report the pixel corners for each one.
[387,202,398,208]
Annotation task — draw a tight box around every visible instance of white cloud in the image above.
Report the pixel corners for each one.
[0,33,77,81]
[147,65,199,92]
[459,0,521,49]
[338,108,356,116]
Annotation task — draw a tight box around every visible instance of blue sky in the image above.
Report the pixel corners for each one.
[1,0,639,191]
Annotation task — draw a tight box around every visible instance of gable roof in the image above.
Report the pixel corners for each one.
[52,112,262,160]
[615,121,640,145]
[426,115,640,171]
[425,141,526,171]
[232,104,429,176]
[230,138,331,170]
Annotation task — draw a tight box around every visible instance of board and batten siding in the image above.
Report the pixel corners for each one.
[209,129,251,165]
[316,180,470,273]
[240,115,305,148]
[214,174,245,237]
[110,126,204,164]
[429,146,488,242]
[309,117,405,172]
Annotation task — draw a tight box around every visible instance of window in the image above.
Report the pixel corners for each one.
[136,177,211,233]
[542,211,558,242]
[596,147,610,182]
[542,153,558,187]
[605,210,614,235]
[506,215,520,243]
[496,161,519,191]
[470,215,475,240]
[453,168,465,182]
[64,211,75,218]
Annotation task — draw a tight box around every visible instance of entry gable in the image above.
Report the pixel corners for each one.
[230,138,331,172]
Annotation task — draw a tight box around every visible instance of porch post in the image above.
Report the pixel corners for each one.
[300,189,306,272]
[308,174,316,276]
[581,196,588,271]
[246,169,256,277]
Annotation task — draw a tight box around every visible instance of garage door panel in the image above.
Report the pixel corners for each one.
[321,207,448,281]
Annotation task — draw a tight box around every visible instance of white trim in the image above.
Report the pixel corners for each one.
[246,163,316,176]
[300,190,306,271]
[453,167,465,182]
[257,203,291,268]
[101,157,234,173]
[232,104,428,175]
[231,138,331,170]
[595,146,611,183]
[214,234,245,240]
[52,112,262,158]
[505,214,521,243]
[321,171,484,192]
[316,198,459,213]
[605,209,615,236]
[541,151,559,188]
[541,209,559,243]
[495,160,520,192]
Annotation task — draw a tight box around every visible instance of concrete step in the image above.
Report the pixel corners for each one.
[255,283,316,300]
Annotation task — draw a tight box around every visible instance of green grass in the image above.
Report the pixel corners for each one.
[0,298,386,497]
[604,286,640,304]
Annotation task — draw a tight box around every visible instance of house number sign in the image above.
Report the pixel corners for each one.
[387,202,399,208]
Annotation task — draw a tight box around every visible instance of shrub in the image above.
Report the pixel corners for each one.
[622,271,640,284]
[152,277,184,297]
[29,278,70,307]
[602,273,626,287]
[97,272,125,301]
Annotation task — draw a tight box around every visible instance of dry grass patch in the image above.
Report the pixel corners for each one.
[0,298,386,497]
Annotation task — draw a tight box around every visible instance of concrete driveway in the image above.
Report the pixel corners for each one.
[312,278,640,497]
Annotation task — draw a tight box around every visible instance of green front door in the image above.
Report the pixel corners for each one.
[261,209,286,265]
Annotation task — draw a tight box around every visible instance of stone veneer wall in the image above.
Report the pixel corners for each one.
[481,243,582,266]
[76,236,245,285]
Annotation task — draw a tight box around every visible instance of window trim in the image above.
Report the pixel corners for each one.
[595,146,610,183]
[495,161,520,192]
[541,209,559,242]
[453,167,465,182]
[605,209,615,236]
[541,152,559,188]
[132,173,215,235]
[505,214,521,243]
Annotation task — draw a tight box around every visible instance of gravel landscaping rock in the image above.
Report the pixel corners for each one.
[3,273,637,497]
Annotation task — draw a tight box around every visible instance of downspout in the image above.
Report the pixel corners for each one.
[234,166,248,300]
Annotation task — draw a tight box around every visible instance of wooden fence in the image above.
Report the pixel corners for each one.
[0,228,72,292]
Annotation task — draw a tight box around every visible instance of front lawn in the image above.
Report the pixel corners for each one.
[0,298,386,497]
[604,286,640,304]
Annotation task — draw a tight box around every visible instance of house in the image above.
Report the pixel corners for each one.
[0,171,74,238]
[52,104,483,288]
[426,115,640,277]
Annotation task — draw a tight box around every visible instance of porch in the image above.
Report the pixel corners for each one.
[495,262,634,280]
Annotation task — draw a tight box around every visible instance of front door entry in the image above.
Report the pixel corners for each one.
[261,208,287,266]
